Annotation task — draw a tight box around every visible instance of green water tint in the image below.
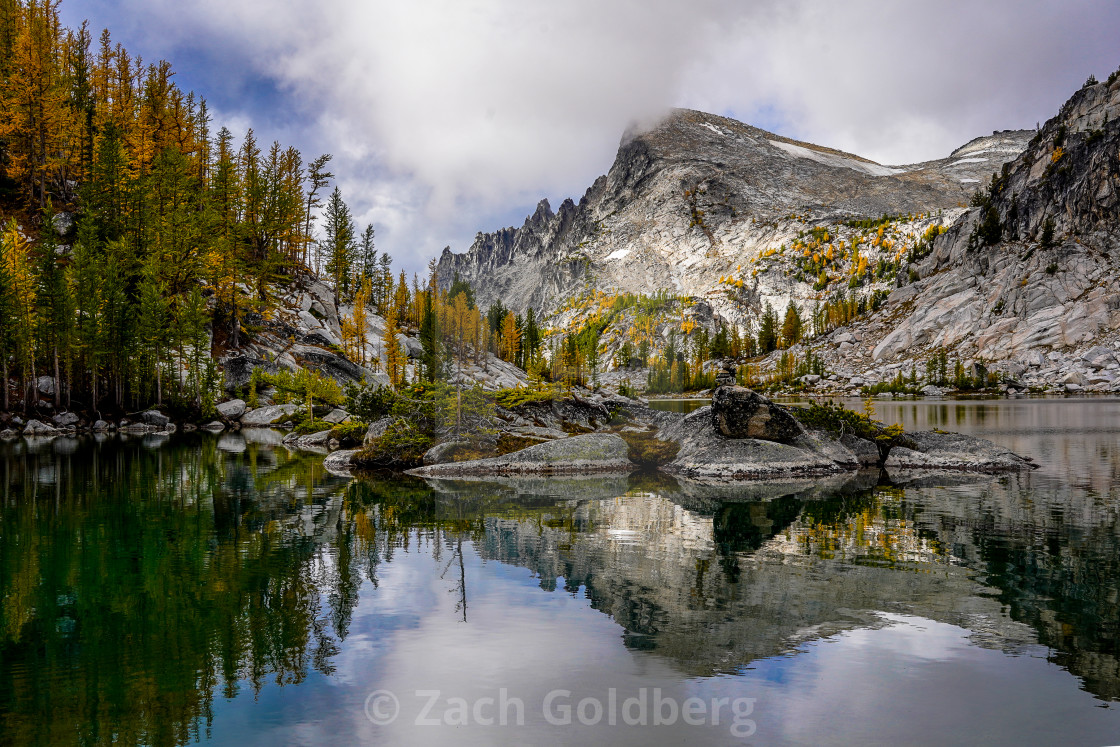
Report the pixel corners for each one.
[0,435,353,745]
[2,407,1120,744]
[646,398,710,414]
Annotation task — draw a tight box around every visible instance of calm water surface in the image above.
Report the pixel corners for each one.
[3,401,1120,745]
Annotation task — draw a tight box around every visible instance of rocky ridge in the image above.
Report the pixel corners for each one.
[437,72,1120,392]
[437,108,1030,339]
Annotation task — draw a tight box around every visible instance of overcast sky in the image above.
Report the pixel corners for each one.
[61,0,1120,274]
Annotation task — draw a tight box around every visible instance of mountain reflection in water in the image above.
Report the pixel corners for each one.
[2,405,1120,744]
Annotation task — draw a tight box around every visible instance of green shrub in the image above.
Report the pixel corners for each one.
[495,386,557,409]
[1040,217,1055,249]
[293,418,331,434]
[329,421,367,446]
[345,382,398,421]
[259,368,344,407]
[353,419,432,469]
[793,400,909,463]
[618,378,640,399]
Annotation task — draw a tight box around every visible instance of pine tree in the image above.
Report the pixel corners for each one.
[68,220,102,408]
[710,325,730,359]
[486,301,507,355]
[523,307,540,365]
[358,224,376,281]
[757,302,778,353]
[0,226,16,410]
[418,290,441,382]
[35,206,73,408]
[302,153,333,267]
[321,186,355,300]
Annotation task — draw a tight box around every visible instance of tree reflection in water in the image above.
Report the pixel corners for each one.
[2,431,1120,746]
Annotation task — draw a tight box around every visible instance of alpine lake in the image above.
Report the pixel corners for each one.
[2,397,1120,745]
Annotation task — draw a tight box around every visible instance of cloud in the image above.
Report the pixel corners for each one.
[679,0,1120,165]
[62,0,1120,271]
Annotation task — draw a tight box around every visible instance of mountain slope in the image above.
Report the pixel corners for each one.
[437,109,1031,333]
[439,72,1120,393]
[852,74,1120,384]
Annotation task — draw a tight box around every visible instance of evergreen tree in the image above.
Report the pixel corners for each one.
[321,186,356,299]
[136,268,168,405]
[448,271,475,309]
[0,227,15,410]
[486,301,506,355]
[302,153,333,267]
[34,206,73,408]
[710,325,730,359]
[418,290,441,382]
[523,307,540,365]
[358,224,376,281]
[757,303,778,353]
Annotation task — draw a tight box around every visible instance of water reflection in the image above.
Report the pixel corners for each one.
[0,434,356,745]
[2,417,1120,744]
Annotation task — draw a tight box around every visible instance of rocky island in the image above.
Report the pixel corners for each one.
[303,384,1033,482]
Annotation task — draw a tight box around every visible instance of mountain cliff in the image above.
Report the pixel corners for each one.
[438,71,1120,391]
[866,76,1120,373]
[437,109,1029,322]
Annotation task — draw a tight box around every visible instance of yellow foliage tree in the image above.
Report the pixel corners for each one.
[500,311,520,363]
[384,299,405,389]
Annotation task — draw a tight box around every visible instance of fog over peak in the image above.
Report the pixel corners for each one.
[67,0,1120,271]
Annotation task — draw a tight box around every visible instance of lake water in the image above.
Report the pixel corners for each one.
[3,401,1120,745]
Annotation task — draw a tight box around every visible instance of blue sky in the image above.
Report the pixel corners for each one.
[59,0,1120,274]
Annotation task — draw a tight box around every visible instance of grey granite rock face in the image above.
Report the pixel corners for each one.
[436,109,1026,324]
[52,412,80,427]
[140,410,169,427]
[659,406,839,480]
[710,386,804,442]
[409,433,633,477]
[221,356,282,394]
[324,449,360,475]
[240,404,299,426]
[430,78,1120,393]
[23,419,60,435]
[886,431,1035,472]
[217,399,247,419]
[364,416,394,445]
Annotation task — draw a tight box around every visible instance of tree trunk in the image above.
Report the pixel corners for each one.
[53,348,60,409]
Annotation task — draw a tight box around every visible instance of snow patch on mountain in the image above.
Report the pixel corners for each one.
[769,140,902,176]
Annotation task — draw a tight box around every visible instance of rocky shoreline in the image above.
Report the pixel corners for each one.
[0,386,1038,485]
[352,386,1033,481]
